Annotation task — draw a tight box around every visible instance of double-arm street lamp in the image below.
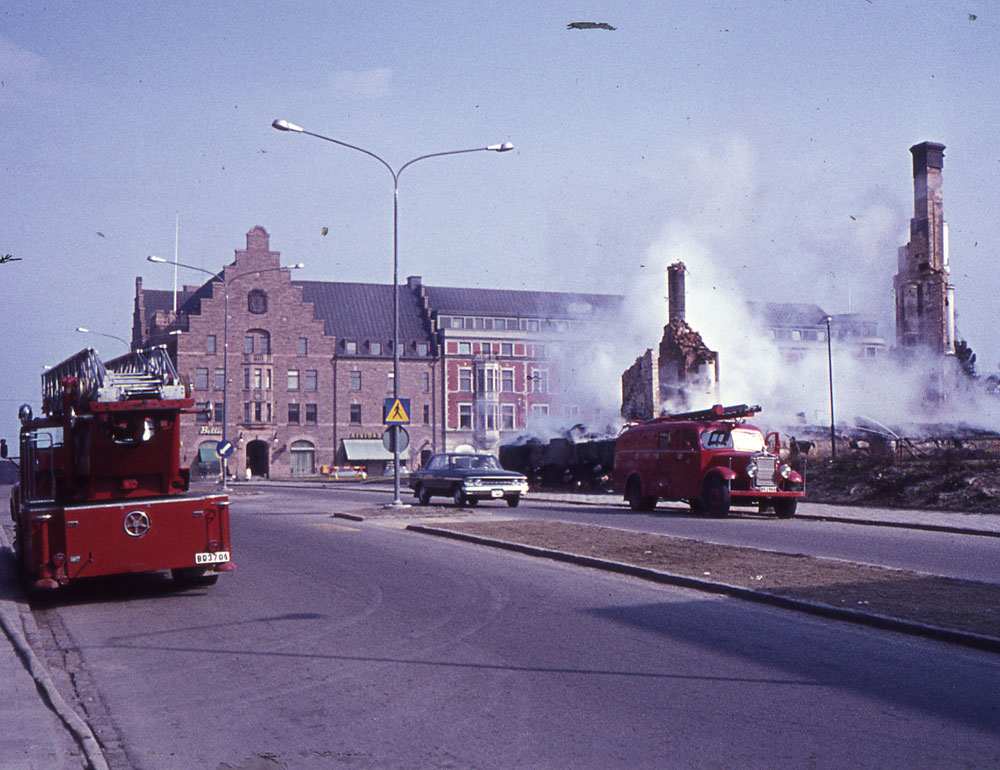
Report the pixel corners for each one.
[271,118,513,506]
[147,255,303,489]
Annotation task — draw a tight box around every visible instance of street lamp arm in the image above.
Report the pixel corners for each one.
[397,143,514,177]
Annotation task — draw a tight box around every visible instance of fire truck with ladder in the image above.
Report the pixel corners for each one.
[4,346,234,591]
[613,404,805,517]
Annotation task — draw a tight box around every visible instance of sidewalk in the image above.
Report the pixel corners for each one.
[0,524,100,770]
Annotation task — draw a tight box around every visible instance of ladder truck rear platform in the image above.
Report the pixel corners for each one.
[4,346,234,591]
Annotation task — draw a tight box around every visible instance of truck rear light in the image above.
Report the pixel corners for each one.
[120,478,138,490]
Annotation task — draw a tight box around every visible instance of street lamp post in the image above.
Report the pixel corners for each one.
[272,118,513,506]
[75,327,130,351]
[825,316,836,461]
[147,256,303,490]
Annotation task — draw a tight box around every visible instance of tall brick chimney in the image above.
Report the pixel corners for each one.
[667,262,686,323]
[893,142,955,355]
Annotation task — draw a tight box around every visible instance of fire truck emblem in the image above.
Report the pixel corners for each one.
[123,511,151,537]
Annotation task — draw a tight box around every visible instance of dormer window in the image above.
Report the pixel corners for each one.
[370,341,382,356]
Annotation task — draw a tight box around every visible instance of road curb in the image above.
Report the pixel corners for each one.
[406,523,1000,655]
[0,527,110,770]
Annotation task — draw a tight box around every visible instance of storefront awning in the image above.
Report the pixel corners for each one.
[342,439,409,462]
[198,445,219,463]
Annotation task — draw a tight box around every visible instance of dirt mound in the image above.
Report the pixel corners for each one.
[803,450,1000,513]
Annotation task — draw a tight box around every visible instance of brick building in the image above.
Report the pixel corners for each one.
[134,226,622,477]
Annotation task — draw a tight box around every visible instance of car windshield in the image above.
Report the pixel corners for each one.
[451,454,500,470]
[701,427,765,452]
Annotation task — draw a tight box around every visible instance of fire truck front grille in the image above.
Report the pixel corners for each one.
[751,455,778,490]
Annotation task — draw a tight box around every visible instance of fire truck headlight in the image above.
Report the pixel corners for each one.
[141,418,155,442]
[779,463,792,479]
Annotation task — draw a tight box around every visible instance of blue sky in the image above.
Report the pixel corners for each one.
[2,1,998,441]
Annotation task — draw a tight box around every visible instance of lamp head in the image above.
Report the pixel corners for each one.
[272,119,304,133]
[488,142,514,152]
[147,255,167,263]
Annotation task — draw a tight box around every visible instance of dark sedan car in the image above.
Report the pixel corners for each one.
[409,452,529,507]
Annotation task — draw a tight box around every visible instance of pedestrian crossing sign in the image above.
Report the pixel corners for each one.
[383,397,411,425]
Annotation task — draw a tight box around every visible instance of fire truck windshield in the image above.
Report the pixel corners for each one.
[701,428,765,452]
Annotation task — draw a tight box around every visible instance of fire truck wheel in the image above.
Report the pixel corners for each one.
[626,477,657,512]
[701,475,731,517]
[171,567,219,587]
[773,498,797,518]
[416,485,432,505]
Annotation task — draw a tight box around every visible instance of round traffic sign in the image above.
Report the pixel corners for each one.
[382,426,409,453]
[216,440,235,459]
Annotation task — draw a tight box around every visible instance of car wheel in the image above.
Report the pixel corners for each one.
[626,477,657,512]
[506,495,520,508]
[773,498,797,518]
[701,475,730,517]
[416,485,432,505]
[453,487,466,507]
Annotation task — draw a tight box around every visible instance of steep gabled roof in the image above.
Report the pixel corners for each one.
[295,281,429,346]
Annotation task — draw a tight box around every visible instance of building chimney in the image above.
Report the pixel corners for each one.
[667,262,686,323]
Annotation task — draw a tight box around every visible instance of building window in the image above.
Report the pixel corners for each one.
[476,366,497,393]
[344,340,357,354]
[304,369,318,391]
[350,403,362,424]
[287,370,300,391]
[458,368,473,392]
[387,372,394,394]
[244,369,251,390]
[213,368,225,390]
[422,372,431,393]
[214,402,224,423]
[195,401,210,423]
[477,403,497,430]
[416,342,429,356]
[349,370,362,391]
[305,403,318,423]
[530,369,548,394]
[531,403,549,417]
[290,440,315,476]
[298,337,308,356]
[288,403,300,424]
[458,341,472,355]
[501,368,515,393]
[248,289,268,314]
[501,404,515,430]
[255,402,264,422]
[195,368,209,389]
[458,403,473,429]
[423,403,430,424]
[370,341,382,356]
[533,344,546,359]
[253,368,263,389]
[500,342,513,356]
[206,335,217,354]
[243,402,251,422]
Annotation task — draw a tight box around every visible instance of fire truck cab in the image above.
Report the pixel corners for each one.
[8,347,234,591]
[612,404,805,518]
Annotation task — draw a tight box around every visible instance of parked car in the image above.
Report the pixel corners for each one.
[409,453,529,507]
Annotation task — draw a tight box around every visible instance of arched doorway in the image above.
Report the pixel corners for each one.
[247,440,269,479]
[290,440,316,476]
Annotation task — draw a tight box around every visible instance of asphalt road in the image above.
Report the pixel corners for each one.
[30,487,1000,769]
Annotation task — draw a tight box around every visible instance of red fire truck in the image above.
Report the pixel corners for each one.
[5,347,234,591]
[613,404,805,518]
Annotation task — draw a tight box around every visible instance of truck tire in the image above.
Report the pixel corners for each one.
[701,475,730,517]
[452,486,467,507]
[626,477,657,512]
[773,498,797,518]
[506,495,520,508]
[416,485,432,505]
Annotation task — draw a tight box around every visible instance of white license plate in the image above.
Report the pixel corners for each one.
[194,551,230,565]
[491,489,504,498]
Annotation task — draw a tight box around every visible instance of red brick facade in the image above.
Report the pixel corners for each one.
[134,226,621,478]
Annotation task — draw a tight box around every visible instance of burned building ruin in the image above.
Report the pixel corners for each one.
[621,262,719,421]
[894,141,956,356]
